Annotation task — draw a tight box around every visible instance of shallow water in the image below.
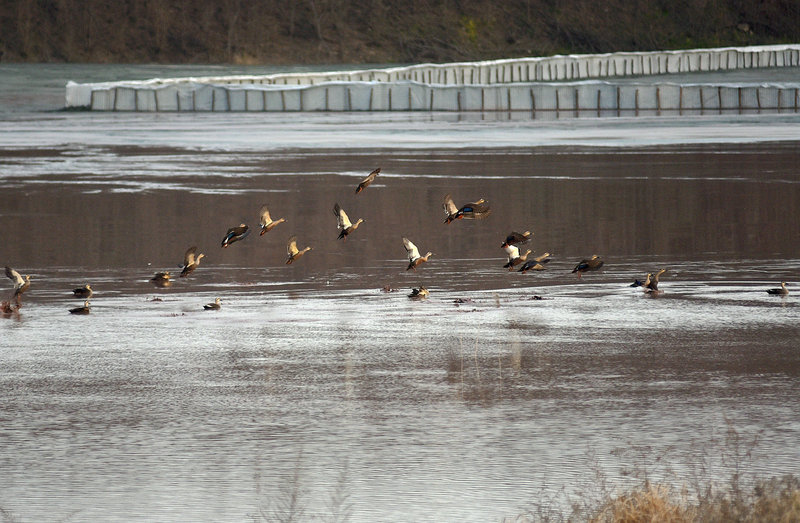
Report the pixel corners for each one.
[1,65,800,522]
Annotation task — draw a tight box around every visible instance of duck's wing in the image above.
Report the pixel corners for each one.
[333,203,352,229]
[403,237,420,260]
[442,194,458,216]
[534,252,551,263]
[356,168,380,193]
[287,236,299,256]
[258,205,272,226]
[506,231,531,245]
[183,247,197,266]
[5,266,23,286]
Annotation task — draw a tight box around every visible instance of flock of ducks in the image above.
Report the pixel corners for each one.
[2,166,793,315]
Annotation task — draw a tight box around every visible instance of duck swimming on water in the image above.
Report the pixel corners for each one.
[355,167,381,194]
[258,205,285,235]
[403,237,433,271]
[151,271,172,287]
[204,297,222,310]
[645,269,667,293]
[69,300,91,315]
[766,281,789,295]
[333,203,364,240]
[408,286,429,299]
[221,224,250,248]
[72,284,93,299]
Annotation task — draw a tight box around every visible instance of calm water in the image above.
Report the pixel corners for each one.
[1,64,800,522]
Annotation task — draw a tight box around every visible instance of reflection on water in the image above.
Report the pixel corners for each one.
[1,137,800,520]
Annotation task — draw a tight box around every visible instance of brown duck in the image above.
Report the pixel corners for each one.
[286,236,312,264]
[258,205,285,235]
[180,247,205,277]
[403,237,433,271]
[355,167,381,194]
[334,203,364,240]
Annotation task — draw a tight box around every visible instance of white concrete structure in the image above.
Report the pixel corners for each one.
[66,44,800,113]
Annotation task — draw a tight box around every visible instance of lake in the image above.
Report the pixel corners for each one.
[1,64,799,522]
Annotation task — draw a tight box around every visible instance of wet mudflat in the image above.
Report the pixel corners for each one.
[2,137,799,521]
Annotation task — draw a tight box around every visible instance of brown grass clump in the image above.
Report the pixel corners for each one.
[590,482,693,523]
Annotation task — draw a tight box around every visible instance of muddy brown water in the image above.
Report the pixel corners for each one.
[2,138,799,521]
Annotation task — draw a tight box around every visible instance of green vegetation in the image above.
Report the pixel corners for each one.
[1,0,799,64]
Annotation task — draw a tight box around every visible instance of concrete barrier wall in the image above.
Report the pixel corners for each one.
[66,44,800,112]
[84,81,800,113]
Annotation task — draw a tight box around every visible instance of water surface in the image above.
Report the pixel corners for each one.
[1,64,799,522]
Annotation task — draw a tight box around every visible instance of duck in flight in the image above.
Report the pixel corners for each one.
[4,266,30,306]
[355,168,381,194]
[333,203,364,240]
[221,224,250,248]
[503,247,532,271]
[180,247,205,277]
[403,237,433,271]
[286,236,312,264]
[572,255,604,278]
[518,252,551,272]
[501,230,532,249]
[442,194,492,223]
[258,205,285,235]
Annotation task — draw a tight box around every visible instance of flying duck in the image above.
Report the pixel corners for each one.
[408,286,429,299]
[286,236,312,264]
[504,248,532,270]
[180,247,205,277]
[221,224,250,248]
[69,300,91,315]
[403,237,433,271]
[258,205,285,235]
[766,281,789,296]
[4,266,30,305]
[72,284,93,299]
[572,255,604,278]
[333,203,364,240]
[355,167,381,194]
[204,297,222,310]
[501,231,532,249]
[518,252,551,272]
[442,194,492,223]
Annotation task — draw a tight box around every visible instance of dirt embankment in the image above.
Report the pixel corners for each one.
[2,0,799,64]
